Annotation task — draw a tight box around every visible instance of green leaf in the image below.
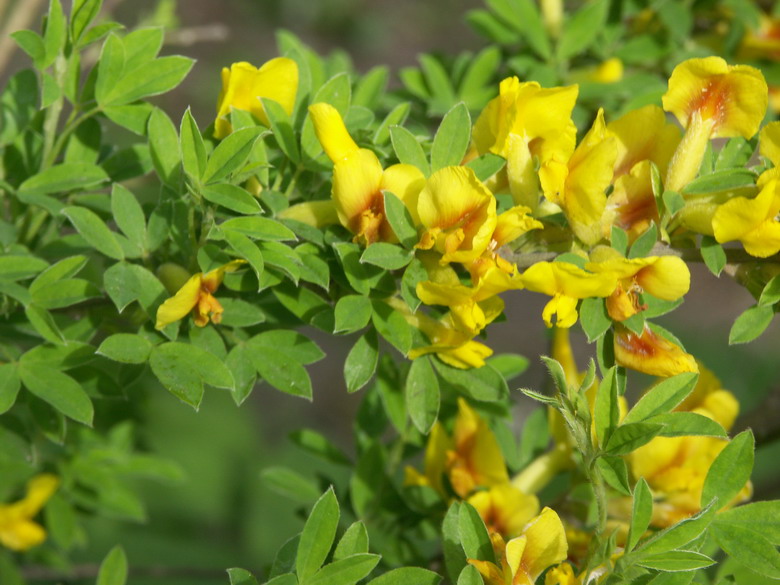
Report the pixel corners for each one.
[489,0,550,58]
[456,565,483,585]
[248,347,313,399]
[223,230,264,287]
[406,356,440,434]
[401,257,426,312]
[717,501,780,546]
[662,190,685,216]
[97,333,153,364]
[0,255,49,281]
[383,191,418,249]
[102,56,193,106]
[261,467,321,504]
[103,262,165,313]
[333,242,384,295]
[596,456,631,496]
[594,366,619,447]
[18,162,108,195]
[344,330,379,393]
[289,429,351,466]
[638,501,717,554]
[334,522,369,560]
[19,363,93,425]
[12,31,45,67]
[373,102,410,145]
[97,546,128,585]
[605,422,664,456]
[628,223,658,259]
[31,278,100,309]
[71,0,103,42]
[111,184,147,253]
[150,342,235,408]
[760,274,780,307]
[701,235,727,277]
[95,33,126,104]
[466,153,506,182]
[122,27,164,69]
[541,355,570,394]
[713,522,780,579]
[0,364,21,414]
[202,184,262,215]
[435,361,508,403]
[557,0,608,59]
[226,568,258,585]
[371,300,413,354]
[360,243,413,270]
[148,107,181,185]
[682,169,757,195]
[25,304,65,344]
[297,487,340,582]
[443,502,467,583]
[431,102,471,172]
[248,331,324,364]
[219,217,296,241]
[262,98,300,163]
[579,297,613,343]
[637,550,715,572]
[102,103,154,135]
[623,373,698,425]
[203,127,262,184]
[43,0,67,68]
[307,554,380,585]
[627,478,653,552]
[365,567,441,585]
[180,107,207,182]
[334,295,373,334]
[729,305,774,344]
[62,206,124,260]
[647,411,727,438]
[390,126,430,176]
[701,430,754,510]
[459,502,495,564]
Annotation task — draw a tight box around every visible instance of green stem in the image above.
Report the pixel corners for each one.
[42,106,101,170]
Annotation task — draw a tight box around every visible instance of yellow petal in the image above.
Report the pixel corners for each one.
[604,160,659,241]
[417,166,498,264]
[506,535,528,579]
[454,399,509,491]
[634,256,690,300]
[279,200,340,228]
[17,474,59,517]
[468,484,540,539]
[545,563,580,585]
[467,559,507,585]
[202,259,247,291]
[520,507,569,581]
[215,58,298,138]
[614,325,699,377]
[331,149,384,239]
[155,273,203,329]
[0,519,47,551]
[381,164,426,226]
[713,179,780,257]
[662,57,768,138]
[607,105,681,178]
[424,422,452,495]
[309,102,359,163]
[522,261,617,299]
[542,294,579,328]
[760,121,780,166]
[589,58,624,83]
[492,205,543,248]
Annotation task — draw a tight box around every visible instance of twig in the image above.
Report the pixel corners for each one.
[0,0,46,76]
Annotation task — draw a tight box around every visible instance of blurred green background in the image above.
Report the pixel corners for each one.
[2,0,780,583]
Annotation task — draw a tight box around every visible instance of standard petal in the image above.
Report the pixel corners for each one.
[252,56,299,123]
[520,507,569,581]
[309,102,359,163]
[155,274,203,329]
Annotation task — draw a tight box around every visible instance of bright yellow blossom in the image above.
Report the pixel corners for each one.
[417,166,498,265]
[585,58,624,84]
[712,178,780,257]
[309,103,426,245]
[586,249,690,322]
[613,324,698,377]
[521,261,617,328]
[405,398,509,498]
[468,507,568,585]
[602,161,660,243]
[663,57,767,192]
[541,109,617,245]
[607,105,680,180]
[472,77,578,208]
[155,260,246,329]
[468,484,540,539]
[0,474,59,551]
[214,58,298,139]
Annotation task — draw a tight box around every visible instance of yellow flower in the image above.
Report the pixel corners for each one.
[586,58,624,84]
[468,484,540,539]
[628,364,749,527]
[521,261,617,328]
[760,121,780,166]
[472,77,578,208]
[541,109,617,245]
[739,13,780,60]
[606,105,680,180]
[602,161,660,243]
[613,324,698,377]
[545,563,581,585]
[586,249,691,322]
[155,260,246,329]
[468,507,568,585]
[309,103,425,245]
[417,166,498,265]
[404,398,509,499]
[712,178,780,258]
[214,58,299,139]
[663,57,767,192]
[0,474,59,551]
